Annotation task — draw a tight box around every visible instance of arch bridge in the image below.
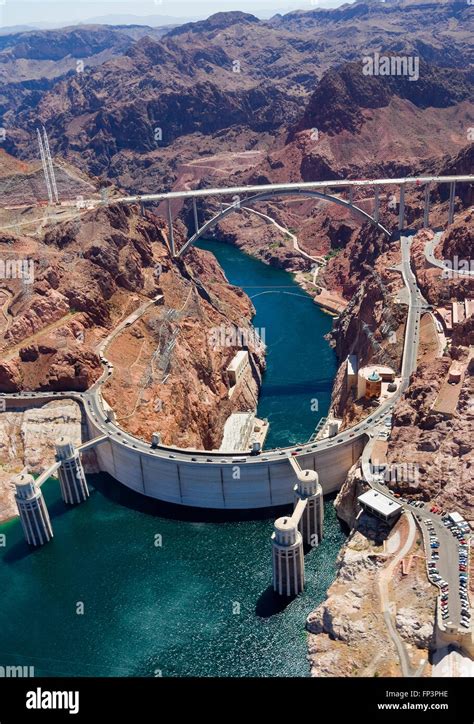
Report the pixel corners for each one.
[106,175,474,257]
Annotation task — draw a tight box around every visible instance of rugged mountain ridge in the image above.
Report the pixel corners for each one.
[2,1,472,196]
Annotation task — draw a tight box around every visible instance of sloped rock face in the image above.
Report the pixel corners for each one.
[0,360,22,392]
[452,316,474,348]
[38,349,102,392]
[306,517,436,677]
[441,210,474,260]
[168,11,260,37]
[100,240,266,451]
[388,358,474,519]
[329,277,391,361]
[0,26,136,65]
[334,464,367,529]
[211,211,310,272]
[0,201,266,449]
[0,400,85,522]
[395,609,434,650]
[325,259,405,424]
[291,61,473,137]
[5,290,70,345]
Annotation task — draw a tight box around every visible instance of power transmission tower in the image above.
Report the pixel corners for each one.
[36,128,53,205]
[42,126,59,203]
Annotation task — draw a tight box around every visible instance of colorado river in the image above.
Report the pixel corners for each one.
[198,239,337,447]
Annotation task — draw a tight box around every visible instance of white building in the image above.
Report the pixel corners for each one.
[346,354,358,390]
[358,489,403,524]
[226,350,250,389]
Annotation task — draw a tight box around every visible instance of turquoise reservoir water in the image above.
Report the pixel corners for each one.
[0,240,344,677]
[197,239,337,448]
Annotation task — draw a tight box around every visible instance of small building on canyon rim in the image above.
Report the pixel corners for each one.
[357,364,396,400]
[358,489,403,525]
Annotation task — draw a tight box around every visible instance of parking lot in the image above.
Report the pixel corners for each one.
[400,501,471,630]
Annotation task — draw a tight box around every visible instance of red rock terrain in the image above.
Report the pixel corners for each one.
[0,2,471,195]
[0,203,264,448]
[0,1,471,678]
[0,0,471,451]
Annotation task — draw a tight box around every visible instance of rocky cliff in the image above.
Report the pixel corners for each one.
[307,498,436,677]
[0,399,88,522]
[387,357,473,518]
[0,202,265,450]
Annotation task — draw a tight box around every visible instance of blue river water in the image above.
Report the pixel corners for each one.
[0,240,344,677]
[197,239,338,448]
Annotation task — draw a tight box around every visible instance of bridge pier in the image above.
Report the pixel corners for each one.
[374,187,380,223]
[448,182,456,226]
[398,184,405,231]
[424,184,430,229]
[167,200,176,257]
[192,197,199,234]
[56,438,90,505]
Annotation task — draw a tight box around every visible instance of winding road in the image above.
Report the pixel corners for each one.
[241,206,327,266]
[425,231,474,278]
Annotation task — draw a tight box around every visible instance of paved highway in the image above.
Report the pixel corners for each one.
[363,430,468,632]
[360,234,470,632]
[399,235,430,382]
[369,466,466,630]
[108,175,474,205]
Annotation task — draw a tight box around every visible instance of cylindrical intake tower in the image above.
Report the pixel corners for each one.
[272,516,304,596]
[56,438,89,505]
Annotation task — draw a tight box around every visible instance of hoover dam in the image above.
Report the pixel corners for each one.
[1,193,436,508]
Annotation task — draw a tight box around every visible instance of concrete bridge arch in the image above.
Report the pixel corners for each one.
[177,189,392,257]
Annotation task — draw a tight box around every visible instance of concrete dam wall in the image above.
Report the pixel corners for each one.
[88,419,366,509]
